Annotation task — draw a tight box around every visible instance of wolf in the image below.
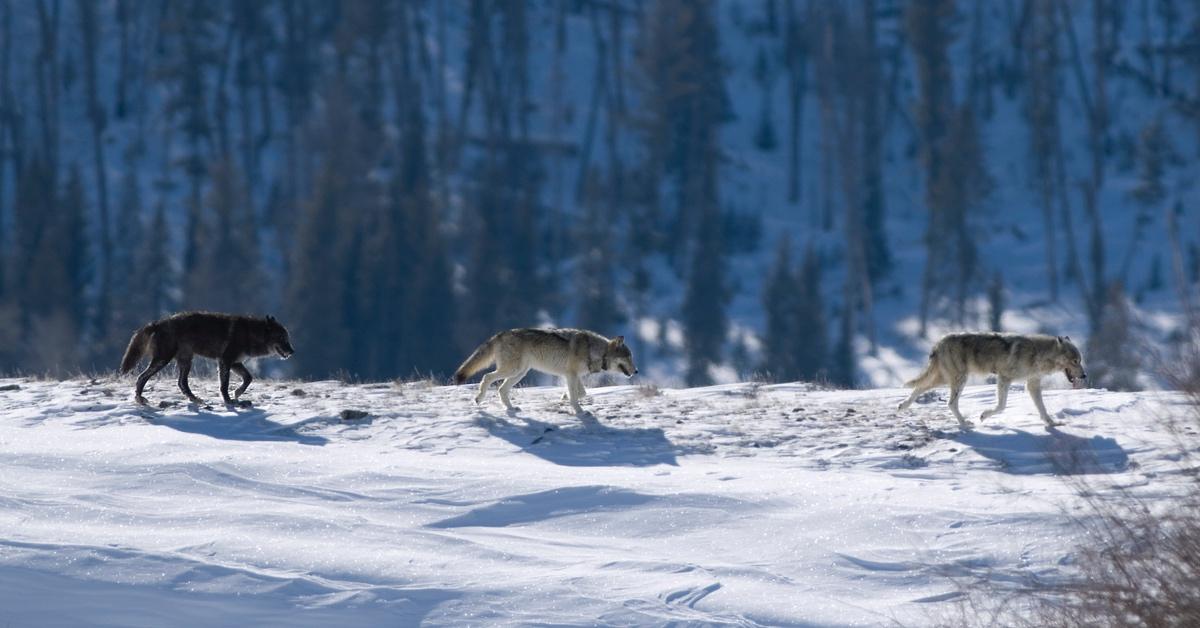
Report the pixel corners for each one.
[898,332,1087,430]
[454,328,638,414]
[119,311,294,406]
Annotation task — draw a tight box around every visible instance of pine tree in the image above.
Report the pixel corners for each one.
[137,204,174,319]
[576,174,620,333]
[761,238,798,381]
[182,160,261,313]
[1086,283,1142,391]
[20,165,88,374]
[285,87,364,380]
[101,166,147,359]
[682,204,729,386]
[793,245,829,383]
[632,0,731,265]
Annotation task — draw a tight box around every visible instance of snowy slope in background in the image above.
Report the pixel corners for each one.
[0,376,1193,626]
[3,2,1191,386]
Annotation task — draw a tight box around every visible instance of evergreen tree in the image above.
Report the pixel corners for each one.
[184,160,262,313]
[682,204,729,386]
[793,245,829,382]
[576,173,620,333]
[632,0,731,265]
[19,165,88,374]
[137,204,174,320]
[1086,283,1142,391]
[761,237,799,381]
[285,87,363,380]
[100,166,147,360]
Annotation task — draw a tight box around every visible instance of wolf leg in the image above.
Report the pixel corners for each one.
[232,363,253,400]
[475,370,503,404]
[1026,377,1059,428]
[899,369,942,410]
[899,381,936,410]
[562,376,586,402]
[565,374,586,414]
[218,361,234,405]
[980,377,1011,420]
[134,358,170,404]
[176,354,203,403]
[498,368,529,412]
[946,371,972,429]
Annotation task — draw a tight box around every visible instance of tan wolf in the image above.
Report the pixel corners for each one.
[454,328,638,414]
[898,332,1087,430]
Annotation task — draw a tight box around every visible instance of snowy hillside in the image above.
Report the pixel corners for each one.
[0,376,1192,626]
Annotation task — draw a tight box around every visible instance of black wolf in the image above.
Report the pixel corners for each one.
[119,311,294,406]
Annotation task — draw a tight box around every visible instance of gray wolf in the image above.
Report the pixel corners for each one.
[120,312,294,406]
[898,332,1087,429]
[454,328,638,414]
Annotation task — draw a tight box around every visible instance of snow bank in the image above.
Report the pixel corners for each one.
[0,376,1191,626]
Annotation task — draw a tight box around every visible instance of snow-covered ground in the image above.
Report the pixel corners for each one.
[0,375,1194,626]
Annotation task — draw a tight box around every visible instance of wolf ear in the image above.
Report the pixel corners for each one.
[267,315,276,323]
[1056,335,1065,345]
[611,335,625,347]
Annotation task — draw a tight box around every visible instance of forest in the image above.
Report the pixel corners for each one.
[0,0,1196,387]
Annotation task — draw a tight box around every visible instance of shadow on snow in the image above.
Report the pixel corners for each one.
[954,427,1129,475]
[147,405,330,446]
[474,410,678,467]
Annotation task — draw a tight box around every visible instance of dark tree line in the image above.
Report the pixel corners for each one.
[0,1,1195,389]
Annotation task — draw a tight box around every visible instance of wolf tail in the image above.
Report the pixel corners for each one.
[119,325,155,374]
[904,350,940,388]
[453,334,499,384]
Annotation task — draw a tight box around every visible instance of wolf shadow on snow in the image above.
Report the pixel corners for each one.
[475,409,679,467]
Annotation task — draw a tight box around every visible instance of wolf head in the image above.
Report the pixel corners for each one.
[602,336,638,378]
[265,315,295,359]
[1055,336,1087,389]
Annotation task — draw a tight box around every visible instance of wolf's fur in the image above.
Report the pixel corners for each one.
[119,311,295,406]
[898,332,1087,429]
[454,328,638,414]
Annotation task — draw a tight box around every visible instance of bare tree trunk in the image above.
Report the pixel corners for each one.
[785,1,808,205]
[0,0,10,293]
[1060,0,1112,331]
[575,7,607,204]
[34,0,61,178]
[79,0,112,338]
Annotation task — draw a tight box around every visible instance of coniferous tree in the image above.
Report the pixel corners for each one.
[682,204,729,386]
[285,87,364,380]
[632,0,730,265]
[100,166,146,360]
[21,166,88,374]
[576,173,620,334]
[184,160,261,313]
[762,238,799,381]
[1086,283,1142,391]
[793,245,829,382]
[137,204,174,320]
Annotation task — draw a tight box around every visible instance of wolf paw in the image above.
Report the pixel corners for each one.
[957,420,975,431]
[134,395,149,406]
